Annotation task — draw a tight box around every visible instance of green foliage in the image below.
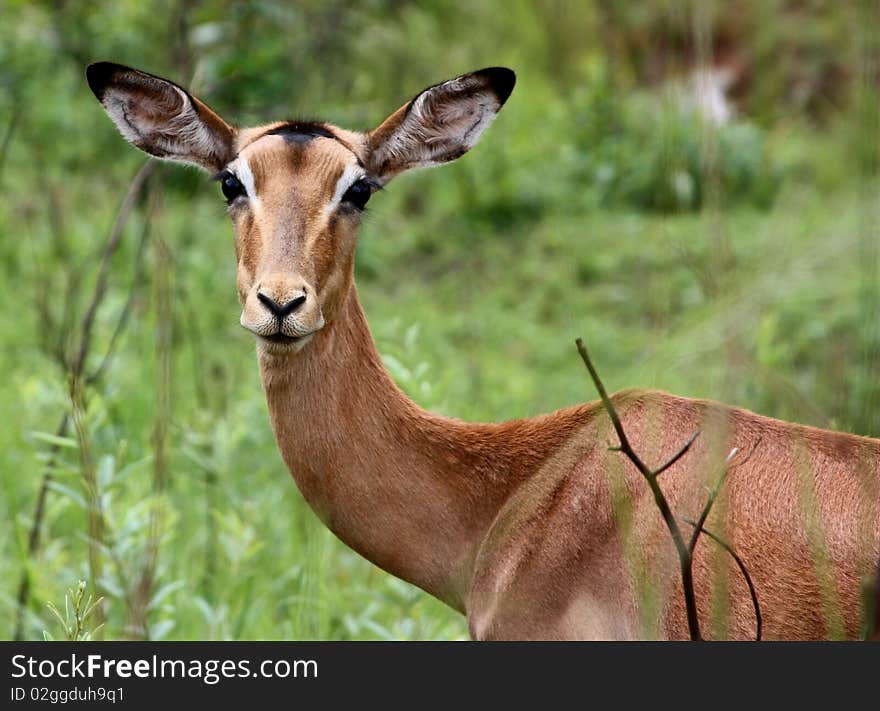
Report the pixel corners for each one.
[567,74,781,212]
[1,0,878,641]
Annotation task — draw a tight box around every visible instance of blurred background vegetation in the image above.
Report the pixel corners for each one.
[1,0,878,640]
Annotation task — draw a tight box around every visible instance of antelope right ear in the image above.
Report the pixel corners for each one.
[86,62,236,172]
[366,67,515,184]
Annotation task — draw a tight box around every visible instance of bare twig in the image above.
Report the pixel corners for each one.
[687,436,762,558]
[577,338,641,460]
[0,106,20,186]
[85,205,152,385]
[654,430,701,477]
[71,160,155,378]
[32,171,70,368]
[576,337,703,640]
[687,446,739,556]
[683,441,763,641]
[576,336,765,641]
[683,518,762,641]
[46,185,73,365]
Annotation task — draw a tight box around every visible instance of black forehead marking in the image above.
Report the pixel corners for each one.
[265,121,337,142]
[258,121,366,168]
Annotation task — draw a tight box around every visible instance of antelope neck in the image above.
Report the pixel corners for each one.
[257,287,585,610]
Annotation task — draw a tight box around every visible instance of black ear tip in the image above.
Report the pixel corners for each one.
[478,67,516,106]
[86,61,130,100]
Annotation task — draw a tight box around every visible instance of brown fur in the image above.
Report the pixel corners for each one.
[89,62,880,639]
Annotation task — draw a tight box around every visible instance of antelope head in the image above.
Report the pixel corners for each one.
[87,63,515,354]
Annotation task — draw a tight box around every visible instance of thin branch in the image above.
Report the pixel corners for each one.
[683,517,762,641]
[32,170,68,368]
[576,339,643,468]
[0,105,20,186]
[85,206,152,385]
[687,446,739,555]
[687,436,763,557]
[71,160,155,378]
[654,429,701,477]
[576,337,703,640]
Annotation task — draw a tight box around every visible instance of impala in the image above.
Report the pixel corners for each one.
[87,61,879,640]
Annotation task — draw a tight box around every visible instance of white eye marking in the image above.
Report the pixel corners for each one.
[228,156,259,206]
[324,162,363,217]
[237,157,258,204]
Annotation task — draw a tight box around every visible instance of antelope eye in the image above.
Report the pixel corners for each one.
[341,179,371,210]
[220,172,245,204]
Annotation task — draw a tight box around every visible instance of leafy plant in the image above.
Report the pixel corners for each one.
[44,581,104,641]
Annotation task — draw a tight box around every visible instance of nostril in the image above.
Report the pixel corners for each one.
[257,291,307,319]
[284,293,307,315]
[257,291,281,316]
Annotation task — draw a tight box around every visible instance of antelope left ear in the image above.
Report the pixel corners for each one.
[86,62,235,172]
[367,67,515,184]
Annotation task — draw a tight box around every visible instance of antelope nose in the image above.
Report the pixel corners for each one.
[257,291,307,319]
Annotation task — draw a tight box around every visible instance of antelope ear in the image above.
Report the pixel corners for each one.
[367,67,515,184]
[86,62,235,172]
